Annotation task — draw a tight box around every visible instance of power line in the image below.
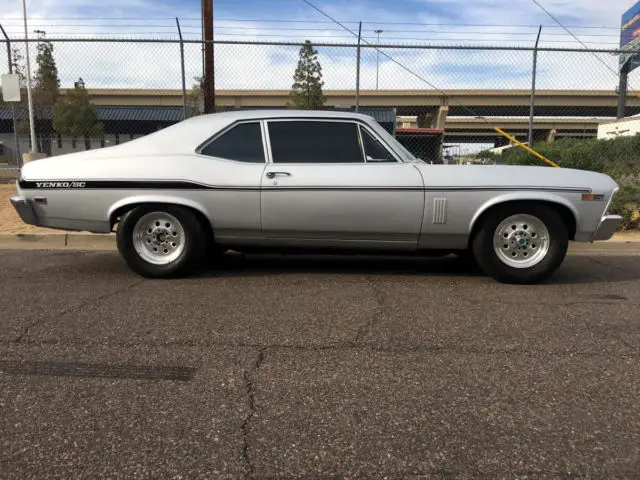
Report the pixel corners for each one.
[1,17,623,30]
[530,0,637,99]
[0,23,623,38]
[529,0,623,78]
[299,0,489,122]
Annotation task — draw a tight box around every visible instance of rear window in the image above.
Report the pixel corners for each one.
[201,122,265,163]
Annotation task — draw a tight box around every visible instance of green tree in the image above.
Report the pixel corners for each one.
[53,78,104,150]
[10,48,27,86]
[4,48,31,137]
[33,30,61,154]
[187,76,204,117]
[289,40,325,110]
[506,137,640,229]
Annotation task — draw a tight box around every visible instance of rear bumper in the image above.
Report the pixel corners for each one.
[10,196,39,226]
[592,214,622,241]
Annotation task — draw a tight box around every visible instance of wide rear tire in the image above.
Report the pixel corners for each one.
[471,204,569,284]
[116,204,207,278]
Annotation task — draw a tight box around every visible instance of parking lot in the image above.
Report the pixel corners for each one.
[1,249,639,478]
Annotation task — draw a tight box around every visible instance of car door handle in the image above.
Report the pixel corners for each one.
[266,171,291,179]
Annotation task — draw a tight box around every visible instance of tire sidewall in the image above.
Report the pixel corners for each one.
[116,204,206,278]
[472,204,569,284]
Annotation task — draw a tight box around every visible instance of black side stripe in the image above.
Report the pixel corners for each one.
[18,179,591,194]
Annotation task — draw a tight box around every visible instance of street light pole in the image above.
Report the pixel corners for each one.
[21,0,37,153]
[375,29,382,90]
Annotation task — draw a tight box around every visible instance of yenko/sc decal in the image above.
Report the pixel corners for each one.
[35,182,87,188]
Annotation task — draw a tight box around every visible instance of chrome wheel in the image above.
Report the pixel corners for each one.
[493,214,550,269]
[132,212,185,265]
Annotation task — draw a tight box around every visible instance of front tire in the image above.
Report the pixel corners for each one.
[116,205,207,278]
[471,204,569,284]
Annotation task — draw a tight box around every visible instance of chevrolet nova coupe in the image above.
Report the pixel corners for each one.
[11,110,621,284]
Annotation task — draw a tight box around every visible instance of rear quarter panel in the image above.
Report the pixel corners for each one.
[18,153,264,234]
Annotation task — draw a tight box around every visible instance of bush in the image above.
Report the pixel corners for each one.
[504,137,640,231]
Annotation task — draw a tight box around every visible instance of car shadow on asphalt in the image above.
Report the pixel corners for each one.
[199,252,481,278]
[194,252,640,284]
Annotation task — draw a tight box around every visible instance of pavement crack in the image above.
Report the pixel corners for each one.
[353,278,386,345]
[13,279,145,343]
[585,256,622,276]
[619,335,639,353]
[241,347,265,479]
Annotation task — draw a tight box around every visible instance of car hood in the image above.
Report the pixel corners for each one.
[415,164,618,193]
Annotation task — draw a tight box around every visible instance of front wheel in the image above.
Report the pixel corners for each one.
[116,205,207,278]
[471,204,569,284]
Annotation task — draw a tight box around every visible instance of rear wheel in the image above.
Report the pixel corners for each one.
[116,205,207,278]
[471,204,569,284]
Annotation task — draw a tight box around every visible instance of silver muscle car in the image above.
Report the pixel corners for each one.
[10,109,621,283]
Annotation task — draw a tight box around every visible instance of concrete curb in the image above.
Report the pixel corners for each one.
[0,233,116,250]
[1,232,639,254]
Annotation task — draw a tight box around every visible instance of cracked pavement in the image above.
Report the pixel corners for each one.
[1,249,640,478]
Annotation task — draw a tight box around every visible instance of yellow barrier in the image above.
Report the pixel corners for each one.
[493,127,560,168]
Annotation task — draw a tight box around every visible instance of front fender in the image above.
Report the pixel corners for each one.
[108,195,212,226]
[469,192,581,234]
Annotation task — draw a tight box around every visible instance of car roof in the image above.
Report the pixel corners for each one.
[182,108,377,124]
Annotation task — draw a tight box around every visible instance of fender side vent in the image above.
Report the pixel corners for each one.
[433,198,448,224]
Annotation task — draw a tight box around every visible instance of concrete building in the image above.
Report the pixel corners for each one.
[597,116,640,139]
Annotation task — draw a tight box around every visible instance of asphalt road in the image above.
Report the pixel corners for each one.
[1,249,639,479]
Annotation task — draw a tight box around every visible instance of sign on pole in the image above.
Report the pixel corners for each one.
[620,1,640,72]
[1,74,21,102]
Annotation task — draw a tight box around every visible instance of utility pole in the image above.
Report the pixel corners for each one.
[0,24,20,164]
[202,0,215,114]
[375,29,383,90]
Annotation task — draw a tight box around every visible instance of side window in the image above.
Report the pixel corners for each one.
[268,121,364,164]
[360,127,396,162]
[201,122,265,163]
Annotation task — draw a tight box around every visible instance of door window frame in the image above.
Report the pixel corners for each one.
[263,118,401,165]
[195,120,268,164]
[357,124,399,163]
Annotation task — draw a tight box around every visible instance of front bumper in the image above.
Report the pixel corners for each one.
[10,196,39,226]
[592,214,622,241]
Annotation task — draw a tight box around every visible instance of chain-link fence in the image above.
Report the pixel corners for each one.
[1,38,639,168]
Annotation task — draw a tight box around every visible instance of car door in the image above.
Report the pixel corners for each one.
[260,118,425,249]
[195,120,267,242]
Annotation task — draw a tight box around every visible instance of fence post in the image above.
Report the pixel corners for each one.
[0,24,20,166]
[355,22,362,112]
[528,25,542,148]
[176,18,188,120]
[617,61,630,120]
